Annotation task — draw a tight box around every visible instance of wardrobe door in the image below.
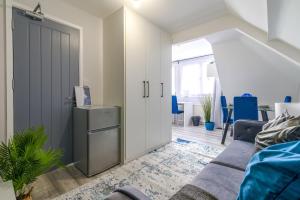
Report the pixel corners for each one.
[145,23,162,150]
[160,31,172,144]
[125,9,147,161]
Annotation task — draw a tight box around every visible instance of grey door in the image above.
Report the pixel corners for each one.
[13,7,79,164]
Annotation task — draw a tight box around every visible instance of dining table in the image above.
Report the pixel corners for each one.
[221,104,274,144]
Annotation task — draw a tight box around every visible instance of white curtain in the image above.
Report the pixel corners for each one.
[212,76,222,129]
[207,62,222,128]
[216,77,223,128]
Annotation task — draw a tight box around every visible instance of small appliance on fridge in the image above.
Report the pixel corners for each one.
[73,106,120,177]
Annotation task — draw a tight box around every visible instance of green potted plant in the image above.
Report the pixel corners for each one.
[202,96,215,131]
[0,127,62,200]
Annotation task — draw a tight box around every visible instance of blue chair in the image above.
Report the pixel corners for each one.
[221,96,233,125]
[172,96,184,125]
[241,93,253,97]
[233,96,258,122]
[284,96,292,103]
[221,96,234,136]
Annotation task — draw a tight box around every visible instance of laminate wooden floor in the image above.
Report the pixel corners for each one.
[31,125,232,200]
[172,125,233,147]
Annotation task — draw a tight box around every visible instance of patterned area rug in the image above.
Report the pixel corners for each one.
[54,139,224,200]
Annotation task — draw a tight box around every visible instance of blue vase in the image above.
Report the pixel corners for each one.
[205,122,215,131]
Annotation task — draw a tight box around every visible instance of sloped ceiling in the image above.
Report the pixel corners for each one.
[62,0,300,49]
[268,0,300,49]
[224,0,300,49]
[207,29,300,107]
[224,0,268,32]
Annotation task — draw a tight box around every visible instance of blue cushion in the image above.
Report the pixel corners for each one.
[237,141,300,200]
[172,95,182,114]
[234,97,258,121]
[284,96,292,103]
[241,93,253,97]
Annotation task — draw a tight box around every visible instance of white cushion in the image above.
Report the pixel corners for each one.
[275,103,300,118]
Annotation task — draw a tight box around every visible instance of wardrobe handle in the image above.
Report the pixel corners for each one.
[161,83,164,98]
[146,81,150,98]
[143,81,146,98]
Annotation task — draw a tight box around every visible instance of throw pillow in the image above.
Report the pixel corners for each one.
[255,116,300,150]
[262,113,293,130]
[237,141,300,200]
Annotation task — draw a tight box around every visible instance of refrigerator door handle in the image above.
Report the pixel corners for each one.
[161,83,164,98]
[88,125,121,134]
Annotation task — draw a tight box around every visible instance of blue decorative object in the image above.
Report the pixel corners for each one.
[191,116,201,126]
[241,93,253,97]
[221,96,233,124]
[233,96,258,122]
[176,138,191,144]
[238,141,300,200]
[205,122,215,131]
[284,96,292,103]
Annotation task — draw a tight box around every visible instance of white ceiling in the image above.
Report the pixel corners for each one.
[61,0,300,49]
[125,0,228,33]
[62,0,228,33]
[61,0,123,18]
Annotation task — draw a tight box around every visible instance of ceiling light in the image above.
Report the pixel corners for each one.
[132,0,141,8]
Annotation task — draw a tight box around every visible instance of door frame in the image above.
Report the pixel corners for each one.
[5,0,83,143]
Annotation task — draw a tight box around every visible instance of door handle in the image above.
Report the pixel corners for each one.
[65,96,76,105]
[161,83,164,98]
[143,81,146,98]
[65,96,74,102]
[146,81,150,98]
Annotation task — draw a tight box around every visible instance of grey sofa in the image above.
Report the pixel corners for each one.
[105,120,266,200]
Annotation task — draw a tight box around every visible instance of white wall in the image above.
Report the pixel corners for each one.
[13,0,103,105]
[103,8,124,107]
[268,0,300,49]
[103,8,125,162]
[0,0,5,143]
[209,30,300,113]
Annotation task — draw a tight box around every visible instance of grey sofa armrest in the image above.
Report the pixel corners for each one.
[105,186,151,200]
[234,120,266,143]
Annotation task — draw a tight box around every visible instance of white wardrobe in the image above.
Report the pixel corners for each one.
[103,7,172,163]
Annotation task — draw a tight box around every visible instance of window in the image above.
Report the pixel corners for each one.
[172,56,215,99]
[180,63,202,97]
